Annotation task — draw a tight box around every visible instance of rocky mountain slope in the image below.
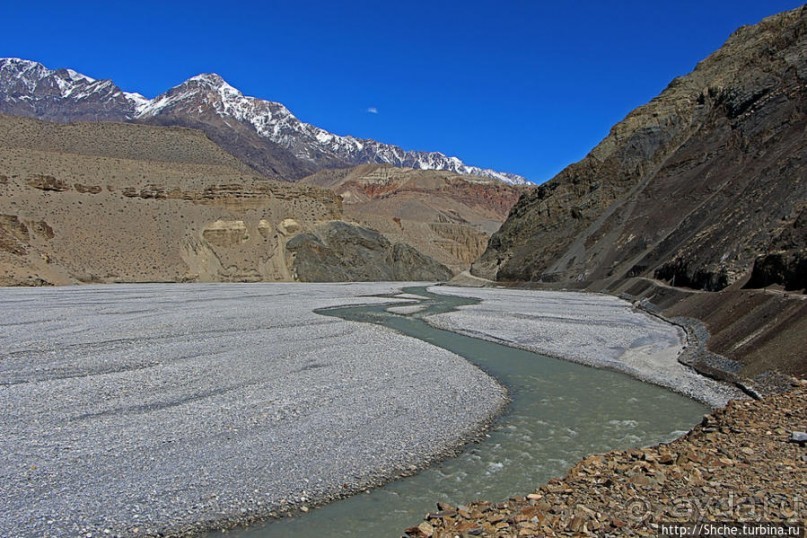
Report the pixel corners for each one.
[287,221,453,282]
[0,58,527,183]
[471,6,806,380]
[0,114,451,285]
[302,165,524,273]
[473,6,806,293]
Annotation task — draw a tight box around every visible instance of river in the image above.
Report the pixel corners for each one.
[217,286,706,537]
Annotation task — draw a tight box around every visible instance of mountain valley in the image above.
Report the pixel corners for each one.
[0,4,805,538]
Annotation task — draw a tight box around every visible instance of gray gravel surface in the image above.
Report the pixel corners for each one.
[427,286,743,407]
[0,283,506,537]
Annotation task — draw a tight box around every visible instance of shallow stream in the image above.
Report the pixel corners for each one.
[218,286,707,537]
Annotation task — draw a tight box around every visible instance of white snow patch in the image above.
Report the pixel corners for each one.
[65,68,95,83]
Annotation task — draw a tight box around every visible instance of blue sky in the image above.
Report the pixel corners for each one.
[2,1,804,182]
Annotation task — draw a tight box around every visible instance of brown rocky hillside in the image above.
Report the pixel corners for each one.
[474,6,806,294]
[472,7,806,379]
[302,164,525,273]
[0,115,452,285]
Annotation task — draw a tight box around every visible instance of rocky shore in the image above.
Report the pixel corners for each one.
[405,382,807,537]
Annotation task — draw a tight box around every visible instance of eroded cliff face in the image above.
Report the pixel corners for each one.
[302,165,524,274]
[0,169,342,285]
[0,115,459,285]
[474,6,807,293]
[0,115,345,285]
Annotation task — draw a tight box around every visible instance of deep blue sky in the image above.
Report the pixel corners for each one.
[2,1,804,182]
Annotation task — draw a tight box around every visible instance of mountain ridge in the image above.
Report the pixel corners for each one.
[301,164,525,272]
[470,5,807,380]
[0,58,527,184]
[473,5,806,291]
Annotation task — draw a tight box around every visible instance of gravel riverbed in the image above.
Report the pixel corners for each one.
[0,283,506,537]
[426,286,742,407]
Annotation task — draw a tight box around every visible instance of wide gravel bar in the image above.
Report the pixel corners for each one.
[0,283,505,537]
[427,286,741,407]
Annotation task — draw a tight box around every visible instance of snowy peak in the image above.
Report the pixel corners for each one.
[170,73,240,97]
[136,71,260,119]
[187,73,231,88]
[0,58,147,121]
[61,68,95,83]
[140,75,529,183]
[0,58,529,184]
[0,58,48,81]
[0,58,56,96]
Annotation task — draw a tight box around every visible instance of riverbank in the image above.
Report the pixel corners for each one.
[611,277,807,389]
[425,286,742,407]
[0,283,506,537]
[405,381,807,537]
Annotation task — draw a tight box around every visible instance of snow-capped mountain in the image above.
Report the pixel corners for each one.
[0,58,147,122]
[0,58,527,184]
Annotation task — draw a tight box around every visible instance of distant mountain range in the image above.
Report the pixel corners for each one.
[0,58,527,184]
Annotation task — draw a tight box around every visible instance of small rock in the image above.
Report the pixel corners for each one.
[658,452,676,465]
[417,521,434,537]
[788,431,807,445]
[568,515,585,532]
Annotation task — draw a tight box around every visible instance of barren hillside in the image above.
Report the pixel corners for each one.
[0,115,344,285]
[303,165,525,273]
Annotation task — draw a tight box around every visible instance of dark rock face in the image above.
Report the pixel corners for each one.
[140,113,319,181]
[287,221,453,282]
[747,251,807,291]
[746,209,807,291]
[473,6,807,293]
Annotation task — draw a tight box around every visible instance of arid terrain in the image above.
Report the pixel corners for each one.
[473,6,806,379]
[0,115,338,284]
[474,6,806,293]
[0,5,804,538]
[302,164,524,273]
[399,7,807,537]
[0,115,456,285]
